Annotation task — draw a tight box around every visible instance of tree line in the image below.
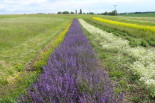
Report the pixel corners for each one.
[57,9,118,16]
[57,9,83,14]
[120,11,155,15]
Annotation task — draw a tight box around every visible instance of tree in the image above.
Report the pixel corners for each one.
[63,11,70,14]
[89,12,94,15]
[103,12,108,15]
[75,10,77,14]
[80,9,82,14]
[71,11,74,14]
[111,10,118,16]
[57,11,62,14]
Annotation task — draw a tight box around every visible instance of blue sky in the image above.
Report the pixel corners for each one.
[0,0,155,14]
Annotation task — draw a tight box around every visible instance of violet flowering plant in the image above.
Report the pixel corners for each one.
[18,18,123,103]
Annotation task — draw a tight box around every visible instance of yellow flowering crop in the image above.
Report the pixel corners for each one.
[93,17,155,33]
[7,72,23,85]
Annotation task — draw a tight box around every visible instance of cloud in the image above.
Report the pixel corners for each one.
[0,0,154,14]
[1,0,48,5]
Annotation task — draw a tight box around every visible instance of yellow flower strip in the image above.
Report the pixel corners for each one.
[92,17,155,33]
[6,20,72,85]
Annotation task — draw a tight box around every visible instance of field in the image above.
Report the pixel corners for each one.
[96,15,155,26]
[0,14,155,102]
[120,13,155,17]
[0,14,71,101]
[0,15,70,77]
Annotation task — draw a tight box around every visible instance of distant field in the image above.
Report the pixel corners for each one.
[88,16,155,47]
[120,13,155,17]
[96,15,155,26]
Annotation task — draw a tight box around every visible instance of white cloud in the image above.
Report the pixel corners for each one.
[0,0,155,14]
[2,0,48,5]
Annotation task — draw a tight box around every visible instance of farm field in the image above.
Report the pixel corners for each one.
[79,19,155,102]
[85,17,155,47]
[0,14,71,101]
[98,15,155,26]
[0,14,155,102]
[120,13,155,17]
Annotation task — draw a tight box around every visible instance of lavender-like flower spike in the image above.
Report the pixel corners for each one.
[19,18,123,103]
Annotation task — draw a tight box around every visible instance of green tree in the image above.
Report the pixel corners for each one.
[111,10,118,16]
[75,10,77,14]
[80,9,82,14]
[57,11,62,14]
[89,12,94,15]
[63,11,70,14]
[71,11,74,14]
[104,12,108,15]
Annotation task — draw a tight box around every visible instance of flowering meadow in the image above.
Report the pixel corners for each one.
[79,19,155,97]
[18,19,123,103]
[92,17,155,34]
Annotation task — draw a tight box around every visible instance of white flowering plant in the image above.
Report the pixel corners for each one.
[79,19,155,97]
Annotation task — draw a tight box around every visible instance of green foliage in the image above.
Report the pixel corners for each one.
[129,73,140,81]
[110,10,118,16]
[71,11,74,14]
[141,40,149,47]
[14,64,25,72]
[63,11,70,14]
[75,10,77,14]
[0,77,8,86]
[57,11,62,14]
[110,71,124,78]
[129,40,139,47]
[80,9,82,14]
[89,12,94,15]
[101,10,118,16]
[120,12,155,17]
[100,53,108,59]
[0,97,17,103]
[119,80,126,86]
[131,96,141,102]
[101,12,108,15]
[147,39,155,47]
[114,88,122,95]
[8,70,14,75]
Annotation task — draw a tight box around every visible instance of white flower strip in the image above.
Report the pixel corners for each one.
[79,19,155,96]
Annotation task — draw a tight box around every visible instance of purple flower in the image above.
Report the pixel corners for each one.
[19,18,123,103]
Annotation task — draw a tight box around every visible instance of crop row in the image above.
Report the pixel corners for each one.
[84,18,155,47]
[93,17,155,34]
[79,19,155,97]
[18,19,123,102]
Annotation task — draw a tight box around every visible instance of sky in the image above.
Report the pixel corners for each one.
[0,0,155,14]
